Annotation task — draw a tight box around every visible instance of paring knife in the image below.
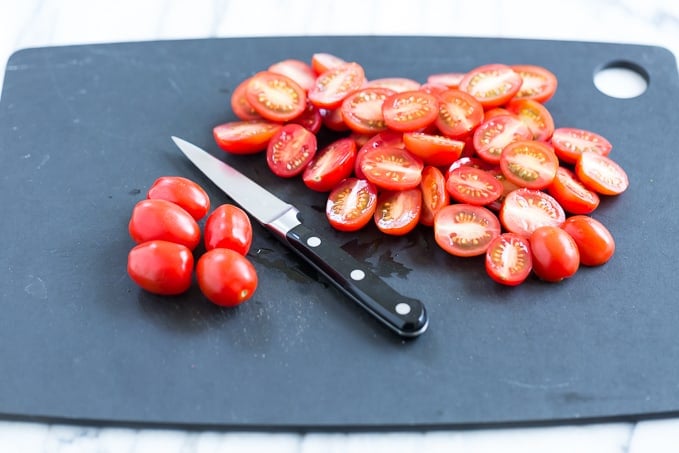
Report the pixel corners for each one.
[172,136,429,337]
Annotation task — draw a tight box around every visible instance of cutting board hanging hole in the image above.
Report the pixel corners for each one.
[594,60,649,98]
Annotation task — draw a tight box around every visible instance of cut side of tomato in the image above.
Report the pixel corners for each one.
[360,147,424,191]
[402,132,465,166]
[500,140,559,190]
[354,130,405,179]
[213,120,282,154]
[382,90,439,132]
[575,152,629,195]
[231,76,261,121]
[266,123,317,178]
[485,233,533,286]
[511,64,558,103]
[435,89,484,139]
[459,64,522,108]
[434,204,501,257]
[308,62,366,109]
[427,72,465,89]
[445,166,503,206]
[507,98,555,141]
[340,87,394,134]
[367,77,421,93]
[374,188,422,235]
[311,52,347,75]
[302,137,357,192]
[268,59,316,92]
[547,166,600,214]
[419,166,449,227]
[500,188,565,237]
[551,127,613,164]
[245,71,307,122]
[473,114,533,164]
[326,178,378,232]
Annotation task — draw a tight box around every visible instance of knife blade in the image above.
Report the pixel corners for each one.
[172,136,429,337]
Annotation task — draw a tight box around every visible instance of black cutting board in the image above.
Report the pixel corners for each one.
[1,36,678,430]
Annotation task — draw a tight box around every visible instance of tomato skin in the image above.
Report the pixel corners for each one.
[510,64,558,103]
[419,166,449,226]
[354,130,405,179]
[374,188,422,236]
[360,147,424,191]
[308,62,366,109]
[127,240,194,296]
[561,215,615,266]
[459,64,522,108]
[302,137,357,192]
[500,188,566,237]
[196,248,258,307]
[245,71,307,122]
[445,166,503,206]
[147,176,210,221]
[129,199,201,250]
[551,128,612,164]
[500,140,559,190]
[485,233,532,286]
[382,90,439,132]
[506,99,555,141]
[213,120,282,155]
[326,178,378,232]
[435,89,484,139]
[204,204,253,255]
[402,132,465,167]
[266,123,317,178]
[340,87,393,135]
[529,226,579,282]
[575,152,629,196]
[320,108,349,132]
[434,204,501,257]
[291,102,323,134]
[231,77,261,121]
[547,167,600,215]
[473,115,533,165]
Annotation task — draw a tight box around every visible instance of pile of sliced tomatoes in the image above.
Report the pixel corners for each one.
[213,53,628,286]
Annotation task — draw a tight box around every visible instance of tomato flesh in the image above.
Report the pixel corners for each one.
[360,147,423,191]
[403,132,464,167]
[213,120,282,155]
[445,166,503,206]
[500,140,559,190]
[367,77,421,93]
[266,124,317,178]
[308,62,366,109]
[575,151,629,195]
[204,204,253,255]
[245,71,307,122]
[340,87,393,134]
[326,178,378,232]
[197,248,258,307]
[485,233,532,286]
[473,115,532,164]
[459,64,522,108]
[374,188,422,235]
[529,226,579,282]
[500,188,565,237]
[561,215,615,266]
[231,77,261,121]
[127,240,194,296]
[382,90,439,132]
[547,167,600,215]
[551,127,612,164]
[268,59,316,92]
[435,89,484,139]
[434,204,501,257]
[302,137,357,192]
[419,166,449,227]
[507,99,555,141]
[511,64,558,103]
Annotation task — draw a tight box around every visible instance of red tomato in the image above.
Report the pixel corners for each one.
[127,240,194,296]
[547,167,600,214]
[500,188,565,237]
[529,226,579,282]
[419,166,449,227]
[129,199,201,250]
[382,90,439,132]
[426,72,465,89]
[418,82,449,97]
[311,52,347,74]
[291,102,323,133]
[434,204,501,257]
[486,168,522,211]
[367,77,421,92]
[575,152,629,195]
[402,132,465,166]
[268,59,316,92]
[340,87,394,134]
[459,64,522,108]
[213,120,282,154]
[308,62,366,109]
[473,115,533,164]
[485,233,532,286]
[551,128,613,164]
[561,215,615,266]
[230,77,261,121]
[445,166,503,206]
[147,176,210,221]
[326,178,378,232]
[483,107,513,120]
[506,99,555,141]
[320,108,349,132]
[245,71,307,122]
[354,130,405,179]
[446,156,496,177]
[500,140,559,190]
[266,124,317,178]
[434,89,484,139]
[196,248,258,307]
[360,147,424,191]
[204,204,253,255]
[302,137,357,192]
[510,64,558,103]
[374,188,422,235]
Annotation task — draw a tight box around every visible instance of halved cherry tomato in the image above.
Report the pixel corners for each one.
[506,99,555,141]
[360,147,424,191]
[197,248,258,307]
[419,166,449,227]
[266,123,317,178]
[473,115,532,164]
[382,90,439,132]
[500,140,559,190]
[308,62,366,109]
[402,132,465,166]
[561,215,615,266]
[446,156,496,178]
[367,77,420,93]
[291,102,323,133]
[435,89,484,139]
[231,77,261,121]
[374,188,422,235]
[483,107,513,121]
[427,72,465,89]
[354,130,405,179]
[434,204,501,257]
[446,166,503,206]
[487,168,522,211]
[213,120,282,154]
[418,83,449,97]
[127,240,194,296]
[459,64,522,108]
[311,52,347,75]
[302,137,357,192]
[551,128,613,164]
[321,108,349,132]
[575,152,629,195]
[485,233,532,286]
[147,176,210,221]
[340,87,394,134]
[204,204,253,255]
[245,71,307,122]
[510,64,558,103]
[500,188,565,237]
[268,59,316,92]
[326,178,378,232]
[129,199,201,250]
[547,167,600,214]
[529,226,579,282]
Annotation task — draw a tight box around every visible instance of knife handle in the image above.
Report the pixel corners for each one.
[284,223,428,337]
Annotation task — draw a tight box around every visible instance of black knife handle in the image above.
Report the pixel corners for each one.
[285,223,428,337]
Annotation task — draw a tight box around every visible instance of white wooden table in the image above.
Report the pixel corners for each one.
[2,0,679,451]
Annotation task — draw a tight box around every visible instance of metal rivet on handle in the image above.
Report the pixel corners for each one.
[395,303,411,315]
[350,269,365,281]
[307,236,321,247]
